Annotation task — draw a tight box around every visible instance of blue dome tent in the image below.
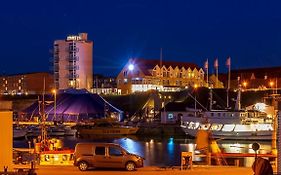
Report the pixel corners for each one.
[22,89,123,122]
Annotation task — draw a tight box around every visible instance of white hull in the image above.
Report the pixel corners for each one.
[181,125,273,140]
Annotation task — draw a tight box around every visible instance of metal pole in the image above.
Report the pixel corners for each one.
[277,111,281,174]
[227,62,231,108]
[54,90,56,121]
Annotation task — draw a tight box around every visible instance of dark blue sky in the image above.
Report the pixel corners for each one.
[1,0,281,76]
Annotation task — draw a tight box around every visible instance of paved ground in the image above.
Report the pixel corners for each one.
[35,165,253,175]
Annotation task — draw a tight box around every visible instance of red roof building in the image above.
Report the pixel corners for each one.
[117,58,205,94]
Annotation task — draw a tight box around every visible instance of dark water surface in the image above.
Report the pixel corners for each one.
[13,136,272,167]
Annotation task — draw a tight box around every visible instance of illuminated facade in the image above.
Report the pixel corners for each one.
[0,72,53,95]
[117,58,205,94]
[54,33,93,90]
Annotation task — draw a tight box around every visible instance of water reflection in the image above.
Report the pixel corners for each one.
[15,136,272,167]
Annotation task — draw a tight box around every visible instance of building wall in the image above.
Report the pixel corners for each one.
[54,33,93,90]
[0,72,53,95]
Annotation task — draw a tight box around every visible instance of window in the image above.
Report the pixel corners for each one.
[95,146,105,155]
[109,147,123,156]
[168,113,174,120]
[123,71,128,77]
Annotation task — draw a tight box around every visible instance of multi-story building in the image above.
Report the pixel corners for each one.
[117,58,205,94]
[53,33,93,90]
[0,72,53,95]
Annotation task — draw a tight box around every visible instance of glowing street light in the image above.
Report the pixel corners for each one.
[269,81,274,88]
[242,81,247,88]
[128,64,134,71]
[52,89,57,121]
[269,81,274,94]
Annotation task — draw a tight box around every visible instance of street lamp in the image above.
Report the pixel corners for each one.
[194,84,198,112]
[242,81,247,89]
[128,64,134,71]
[269,81,274,94]
[52,89,57,121]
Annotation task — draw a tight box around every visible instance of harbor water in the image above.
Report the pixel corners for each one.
[13,135,272,167]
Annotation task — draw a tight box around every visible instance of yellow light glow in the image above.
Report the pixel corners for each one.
[242,81,247,88]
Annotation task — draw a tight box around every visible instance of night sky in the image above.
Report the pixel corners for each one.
[1,0,281,76]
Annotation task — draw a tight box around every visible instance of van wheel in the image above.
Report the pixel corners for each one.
[125,162,136,171]
[78,161,89,171]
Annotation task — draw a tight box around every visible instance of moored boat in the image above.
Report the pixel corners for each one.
[180,109,273,140]
[168,87,275,140]
[13,126,28,139]
[76,122,139,136]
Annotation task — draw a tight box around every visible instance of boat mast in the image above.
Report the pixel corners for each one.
[226,57,231,108]
[41,77,48,149]
[209,86,213,111]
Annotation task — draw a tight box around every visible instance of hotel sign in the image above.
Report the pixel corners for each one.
[66,35,81,41]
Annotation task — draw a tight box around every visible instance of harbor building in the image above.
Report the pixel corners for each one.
[117,58,205,94]
[53,33,93,90]
[220,66,281,91]
[0,72,53,95]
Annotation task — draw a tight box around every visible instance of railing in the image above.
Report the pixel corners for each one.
[66,47,79,52]
[68,55,79,62]
[67,74,79,79]
[66,65,79,70]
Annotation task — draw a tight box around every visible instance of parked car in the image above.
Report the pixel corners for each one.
[73,142,144,171]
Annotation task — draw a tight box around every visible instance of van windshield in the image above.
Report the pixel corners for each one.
[119,146,129,154]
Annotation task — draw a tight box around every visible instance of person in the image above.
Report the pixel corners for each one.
[252,157,273,175]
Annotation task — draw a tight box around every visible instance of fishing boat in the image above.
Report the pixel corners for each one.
[180,109,273,140]
[179,88,275,140]
[76,122,139,136]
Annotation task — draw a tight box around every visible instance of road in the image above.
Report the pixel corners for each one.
[35,165,253,175]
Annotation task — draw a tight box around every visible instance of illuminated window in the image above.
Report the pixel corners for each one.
[168,113,174,120]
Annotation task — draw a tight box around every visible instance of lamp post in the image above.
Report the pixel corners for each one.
[269,81,274,94]
[194,84,198,113]
[52,89,57,121]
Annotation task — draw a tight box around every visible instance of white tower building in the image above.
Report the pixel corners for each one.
[54,33,93,90]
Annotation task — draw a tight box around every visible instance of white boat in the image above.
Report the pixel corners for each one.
[180,109,273,140]
[179,88,275,140]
